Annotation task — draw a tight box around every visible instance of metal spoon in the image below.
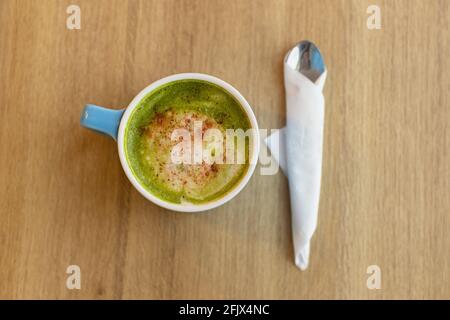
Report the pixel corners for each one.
[284,40,326,83]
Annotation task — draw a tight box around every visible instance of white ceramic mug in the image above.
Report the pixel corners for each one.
[80,73,260,212]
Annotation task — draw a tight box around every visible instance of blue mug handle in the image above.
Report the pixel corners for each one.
[80,104,126,140]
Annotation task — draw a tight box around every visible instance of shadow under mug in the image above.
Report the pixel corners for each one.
[80,73,260,212]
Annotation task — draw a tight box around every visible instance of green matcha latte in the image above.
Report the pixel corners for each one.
[124,79,251,204]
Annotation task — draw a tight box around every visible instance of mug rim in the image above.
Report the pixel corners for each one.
[117,73,260,212]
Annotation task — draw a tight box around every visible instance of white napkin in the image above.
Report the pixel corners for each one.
[265,63,327,270]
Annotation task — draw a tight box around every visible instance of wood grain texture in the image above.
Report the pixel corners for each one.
[0,0,448,299]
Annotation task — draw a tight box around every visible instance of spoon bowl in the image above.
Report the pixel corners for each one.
[285,40,325,83]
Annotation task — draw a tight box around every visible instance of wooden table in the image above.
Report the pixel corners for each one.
[0,0,448,299]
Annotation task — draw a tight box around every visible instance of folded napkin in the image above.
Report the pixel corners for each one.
[265,63,327,270]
